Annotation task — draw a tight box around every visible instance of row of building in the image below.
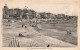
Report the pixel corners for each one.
[3,4,36,19]
[3,4,77,20]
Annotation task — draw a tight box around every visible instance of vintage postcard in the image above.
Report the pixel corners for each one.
[0,0,80,50]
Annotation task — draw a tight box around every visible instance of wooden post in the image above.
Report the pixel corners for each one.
[9,37,20,47]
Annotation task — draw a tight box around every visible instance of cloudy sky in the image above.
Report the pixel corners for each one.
[2,0,79,16]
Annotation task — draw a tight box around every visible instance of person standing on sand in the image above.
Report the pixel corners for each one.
[22,23,23,28]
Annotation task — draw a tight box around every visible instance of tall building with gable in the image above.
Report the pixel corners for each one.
[3,4,9,19]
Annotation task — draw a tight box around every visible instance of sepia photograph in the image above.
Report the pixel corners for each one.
[0,0,79,48]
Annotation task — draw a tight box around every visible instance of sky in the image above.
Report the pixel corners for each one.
[2,0,79,16]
